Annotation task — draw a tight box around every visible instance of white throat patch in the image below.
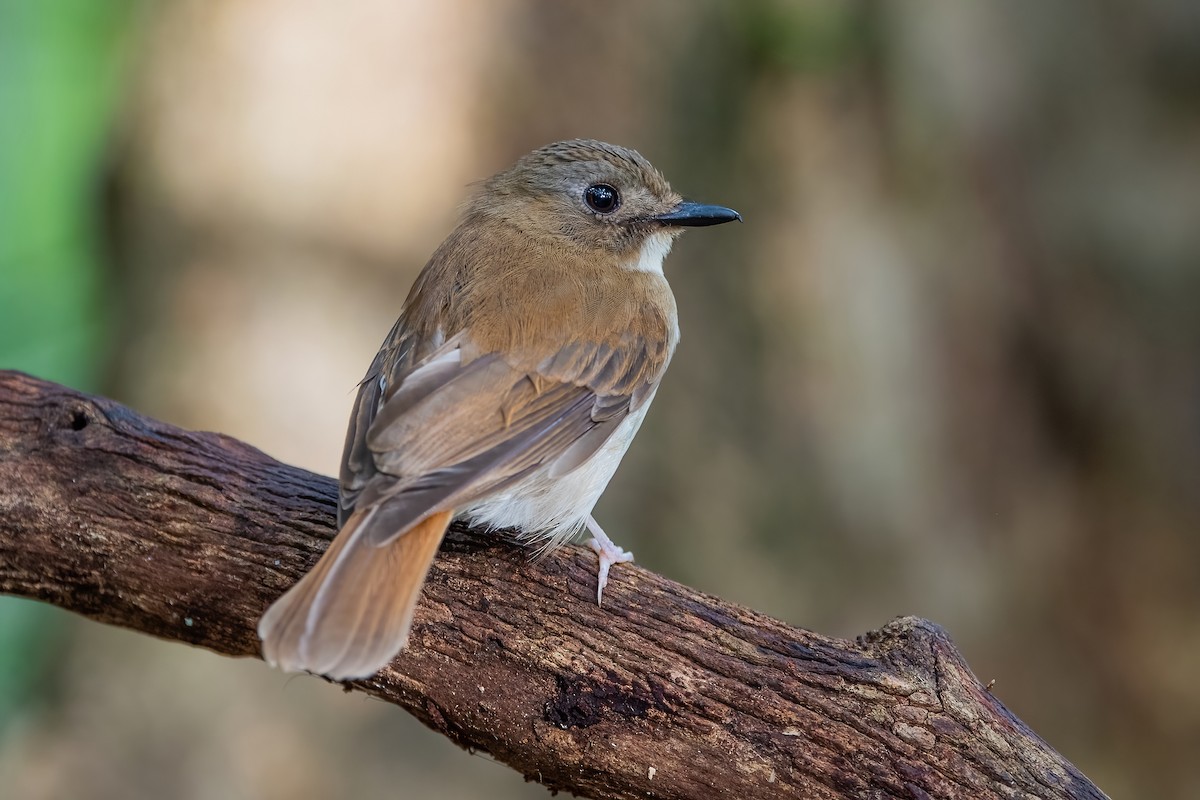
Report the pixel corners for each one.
[626,232,676,275]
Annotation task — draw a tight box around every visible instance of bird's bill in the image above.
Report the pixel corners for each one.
[652,200,742,227]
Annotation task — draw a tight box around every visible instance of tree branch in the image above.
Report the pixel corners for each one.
[0,370,1106,800]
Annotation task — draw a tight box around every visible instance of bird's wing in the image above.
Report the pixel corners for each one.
[345,329,667,547]
[337,316,419,526]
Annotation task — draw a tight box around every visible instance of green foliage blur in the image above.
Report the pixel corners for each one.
[0,0,138,732]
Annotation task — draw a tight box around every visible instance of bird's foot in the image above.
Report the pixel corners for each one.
[585,516,634,606]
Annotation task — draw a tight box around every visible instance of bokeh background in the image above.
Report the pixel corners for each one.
[2,1,1198,797]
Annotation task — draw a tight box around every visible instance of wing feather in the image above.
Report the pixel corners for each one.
[335,325,667,551]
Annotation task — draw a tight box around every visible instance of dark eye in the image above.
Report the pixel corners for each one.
[584,184,620,214]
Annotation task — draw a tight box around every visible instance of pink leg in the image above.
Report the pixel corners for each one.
[585,516,634,606]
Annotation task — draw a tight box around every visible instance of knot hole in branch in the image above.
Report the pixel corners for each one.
[63,405,92,432]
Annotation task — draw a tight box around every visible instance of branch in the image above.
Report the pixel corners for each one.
[0,370,1107,800]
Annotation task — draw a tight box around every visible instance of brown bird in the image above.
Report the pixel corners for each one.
[258,139,740,679]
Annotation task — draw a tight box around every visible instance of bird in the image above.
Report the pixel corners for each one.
[258,139,740,680]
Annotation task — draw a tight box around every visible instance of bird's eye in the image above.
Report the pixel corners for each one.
[584,184,620,214]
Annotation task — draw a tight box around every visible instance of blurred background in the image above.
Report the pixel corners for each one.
[2,0,1198,797]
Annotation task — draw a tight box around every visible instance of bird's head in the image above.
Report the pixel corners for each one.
[472,139,740,273]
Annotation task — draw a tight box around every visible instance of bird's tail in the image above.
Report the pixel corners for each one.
[258,508,453,680]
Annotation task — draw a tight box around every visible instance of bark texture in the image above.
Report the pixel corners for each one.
[0,370,1107,800]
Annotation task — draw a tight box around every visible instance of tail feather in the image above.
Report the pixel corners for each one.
[258,508,453,680]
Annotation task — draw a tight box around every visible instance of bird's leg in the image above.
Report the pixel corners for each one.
[585,515,634,606]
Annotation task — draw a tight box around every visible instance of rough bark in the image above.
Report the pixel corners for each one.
[0,370,1107,800]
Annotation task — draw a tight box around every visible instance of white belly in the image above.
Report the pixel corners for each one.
[459,400,653,551]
